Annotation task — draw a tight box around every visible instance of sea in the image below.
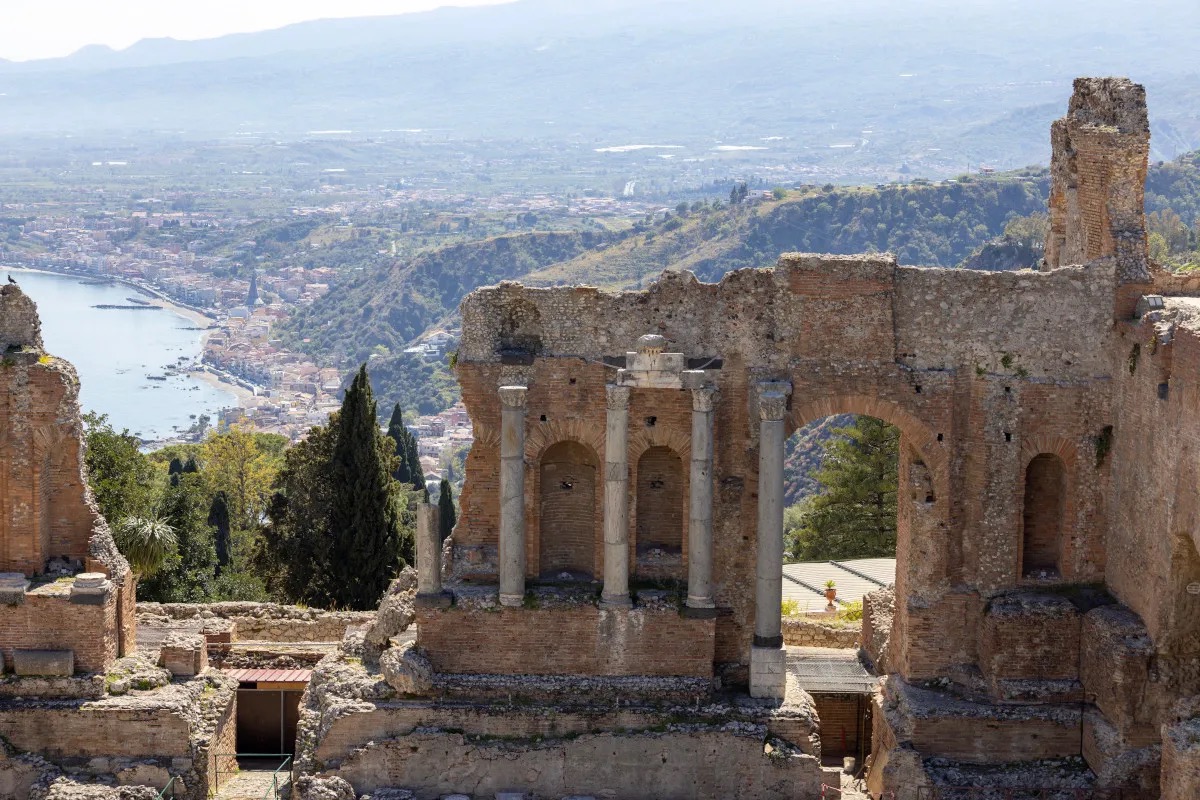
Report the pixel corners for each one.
[7,268,238,443]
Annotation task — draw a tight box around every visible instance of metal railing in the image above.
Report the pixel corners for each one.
[156,776,180,799]
[915,788,1126,800]
[212,752,292,798]
[263,755,292,800]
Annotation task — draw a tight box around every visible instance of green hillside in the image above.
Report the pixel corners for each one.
[281,154,1200,418]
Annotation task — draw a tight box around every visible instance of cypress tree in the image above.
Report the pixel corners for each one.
[208,491,232,576]
[387,403,412,484]
[386,402,426,495]
[327,365,404,609]
[437,479,457,543]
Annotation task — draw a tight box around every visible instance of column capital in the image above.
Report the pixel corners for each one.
[756,381,792,421]
[691,385,718,412]
[605,384,631,410]
[498,385,528,408]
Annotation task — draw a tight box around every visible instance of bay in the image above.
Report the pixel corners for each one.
[6,268,238,442]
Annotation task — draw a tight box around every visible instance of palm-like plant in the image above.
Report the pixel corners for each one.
[114,515,178,577]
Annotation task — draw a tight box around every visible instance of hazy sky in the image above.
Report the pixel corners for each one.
[1,0,513,62]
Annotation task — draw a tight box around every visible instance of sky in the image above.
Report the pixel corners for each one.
[0,0,513,62]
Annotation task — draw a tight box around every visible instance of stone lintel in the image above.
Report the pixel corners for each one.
[13,649,74,677]
[414,592,453,609]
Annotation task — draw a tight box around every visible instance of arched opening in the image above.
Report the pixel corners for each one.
[1021,453,1065,578]
[634,445,685,579]
[784,415,900,570]
[538,440,597,579]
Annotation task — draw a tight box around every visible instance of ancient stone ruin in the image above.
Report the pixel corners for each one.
[7,76,1200,800]
[289,77,1200,799]
[0,283,240,800]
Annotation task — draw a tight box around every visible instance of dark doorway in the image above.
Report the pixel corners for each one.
[811,692,873,765]
[235,688,304,755]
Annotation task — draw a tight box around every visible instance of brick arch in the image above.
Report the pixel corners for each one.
[787,393,948,501]
[1018,436,1080,581]
[632,444,688,581]
[525,418,606,464]
[628,425,692,464]
[1020,434,1080,471]
[536,440,601,579]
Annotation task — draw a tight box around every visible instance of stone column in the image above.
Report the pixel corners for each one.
[685,381,717,616]
[415,503,450,607]
[498,385,528,607]
[751,381,791,699]
[601,384,632,607]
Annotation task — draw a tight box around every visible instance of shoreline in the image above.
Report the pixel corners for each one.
[7,266,215,329]
[189,367,259,407]
[7,266,259,411]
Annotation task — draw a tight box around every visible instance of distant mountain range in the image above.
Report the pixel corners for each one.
[1,0,1198,174]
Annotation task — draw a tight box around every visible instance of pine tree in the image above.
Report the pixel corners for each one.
[784,416,899,561]
[437,479,457,543]
[208,491,232,576]
[326,365,406,609]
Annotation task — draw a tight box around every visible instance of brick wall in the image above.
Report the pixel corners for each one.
[1020,454,1066,575]
[0,361,105,576]
[205,694,238,795]
[813,693,868,758]
[538,440,598,577]
[979,593,1080,684]
[0,705,192,758]
[417,604,714,677]
[453,255,1115,685]
[0,588,117,673]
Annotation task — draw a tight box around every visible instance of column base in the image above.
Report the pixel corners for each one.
[750,645,787,700]
[682,603,719,620]
[414,591,453,608]
[600,592,632,608]
[498,592,525,608]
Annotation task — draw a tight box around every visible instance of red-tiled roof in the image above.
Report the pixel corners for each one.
[223,668,312,684]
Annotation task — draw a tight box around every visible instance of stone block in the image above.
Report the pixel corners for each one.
[1162,718,1200,800]
[12,649,74,676]
[1080,605,1155,742]
[979,592,1079,689]
[750,645,787,699]
[159,633,207,677]
[0,572,29,605]
[69,572,112,605]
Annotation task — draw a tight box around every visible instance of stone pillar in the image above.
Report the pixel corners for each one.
[601,384,632,607]
[415,503,450,607]
[751,381,791,699]
[498,385,528,607]
[685,380,717,616]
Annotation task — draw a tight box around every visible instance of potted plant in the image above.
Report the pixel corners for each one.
[824,579,837,607]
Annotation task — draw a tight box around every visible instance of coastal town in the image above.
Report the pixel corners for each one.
[1,203,481,486]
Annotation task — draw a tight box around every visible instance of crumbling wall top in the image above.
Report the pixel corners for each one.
[0,283,44,351]
[1066,77,1149,135]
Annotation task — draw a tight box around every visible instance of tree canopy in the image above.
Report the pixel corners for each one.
[784,415,899,562]
[260,365,415,609]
